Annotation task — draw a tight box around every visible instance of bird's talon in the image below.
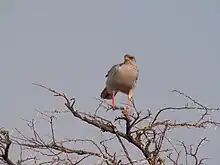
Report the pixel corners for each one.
[122,106,131,120]
[112,105,117,110]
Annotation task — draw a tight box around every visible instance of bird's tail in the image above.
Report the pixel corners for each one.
[100,87,117,100]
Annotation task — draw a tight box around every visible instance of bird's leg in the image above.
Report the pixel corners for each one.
[127,95,132,117]
[123,90,133,120]
[112,91,116,110]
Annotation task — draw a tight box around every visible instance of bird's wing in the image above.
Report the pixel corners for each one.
[105,63,123,77]
[136,68,139,81]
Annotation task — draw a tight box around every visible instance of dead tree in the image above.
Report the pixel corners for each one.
[0,84,219,165]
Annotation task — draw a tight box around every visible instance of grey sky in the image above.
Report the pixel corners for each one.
[0,1,220,164]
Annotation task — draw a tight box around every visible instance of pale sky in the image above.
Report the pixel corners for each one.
[0,1,220,164]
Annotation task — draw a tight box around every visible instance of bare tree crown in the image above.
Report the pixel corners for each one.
[0,84,219,165]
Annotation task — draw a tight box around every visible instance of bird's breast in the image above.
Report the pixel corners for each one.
[106,64,138,93]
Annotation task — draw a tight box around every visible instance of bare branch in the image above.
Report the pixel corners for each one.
[0,130,16,165]
[2,84,217,165]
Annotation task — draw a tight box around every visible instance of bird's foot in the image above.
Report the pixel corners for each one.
[112,105,117,110]
[122,106,131,121]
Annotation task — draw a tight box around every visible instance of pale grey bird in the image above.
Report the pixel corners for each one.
[100,54,139,118]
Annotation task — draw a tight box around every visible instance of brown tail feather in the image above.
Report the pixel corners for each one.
[100,87,117,100]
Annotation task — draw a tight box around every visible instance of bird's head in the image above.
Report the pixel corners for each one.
[124,54,136,63]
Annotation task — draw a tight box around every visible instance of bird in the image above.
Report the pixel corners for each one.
[100,54,139,118]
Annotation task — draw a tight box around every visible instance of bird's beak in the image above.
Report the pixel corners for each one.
[124,55,129,61]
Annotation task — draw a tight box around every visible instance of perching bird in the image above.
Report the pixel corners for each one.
[100,54,139,118]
